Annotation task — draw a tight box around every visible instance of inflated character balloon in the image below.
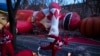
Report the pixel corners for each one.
[33,9,80,32]
[34,2,67,56]
[16,10,33,21]
[16,21,33,34]
[80,16,100,38]
[0,10,14,56]
[16,50,37,56]
[5,21,33,34]
[61,12,81,31]
[32,2,81,56]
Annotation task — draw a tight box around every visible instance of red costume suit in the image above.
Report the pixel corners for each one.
[0,27,14,56]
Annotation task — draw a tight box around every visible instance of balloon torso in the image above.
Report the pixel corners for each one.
[34,9,52,31]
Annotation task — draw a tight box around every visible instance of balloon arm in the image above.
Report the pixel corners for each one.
[48,8,60,37]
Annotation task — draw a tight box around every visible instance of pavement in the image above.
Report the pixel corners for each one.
[16,35,100,56]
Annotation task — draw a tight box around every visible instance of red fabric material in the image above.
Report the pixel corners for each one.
[47,12,53,20]
[17,21,33,34]
[0,30,14,56]
[2,21,33,34]
[4,30,13,40]
[2,25,10,31]
[69,12,81,30]
[41,35,65,56]
[35,11,45,21]
[0,30,13,41]
[16,50,33,56]
[54,10,59,19]
[1,43,14,56]
[59,13,65,20]
[35,11,46,30]
[49,2,61,10]
[16,10,33,21]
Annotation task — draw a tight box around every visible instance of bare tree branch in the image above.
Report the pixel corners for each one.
[6,0,21,48]
[14,0,21,14]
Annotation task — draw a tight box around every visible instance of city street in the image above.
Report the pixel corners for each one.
[16,35,100,56]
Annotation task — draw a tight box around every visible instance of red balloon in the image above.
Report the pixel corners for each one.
[16,50,37,56]
[35,11,46,30]
[69,12,81,30]
[4,21,33,34]
[17,21,33,34]
[59,13,67,20]
[63,12,81,30]
[16,10,33,21]
[27,16,32,22]
[49,2,61,10]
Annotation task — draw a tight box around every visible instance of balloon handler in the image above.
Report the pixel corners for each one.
[0,10,14,56]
